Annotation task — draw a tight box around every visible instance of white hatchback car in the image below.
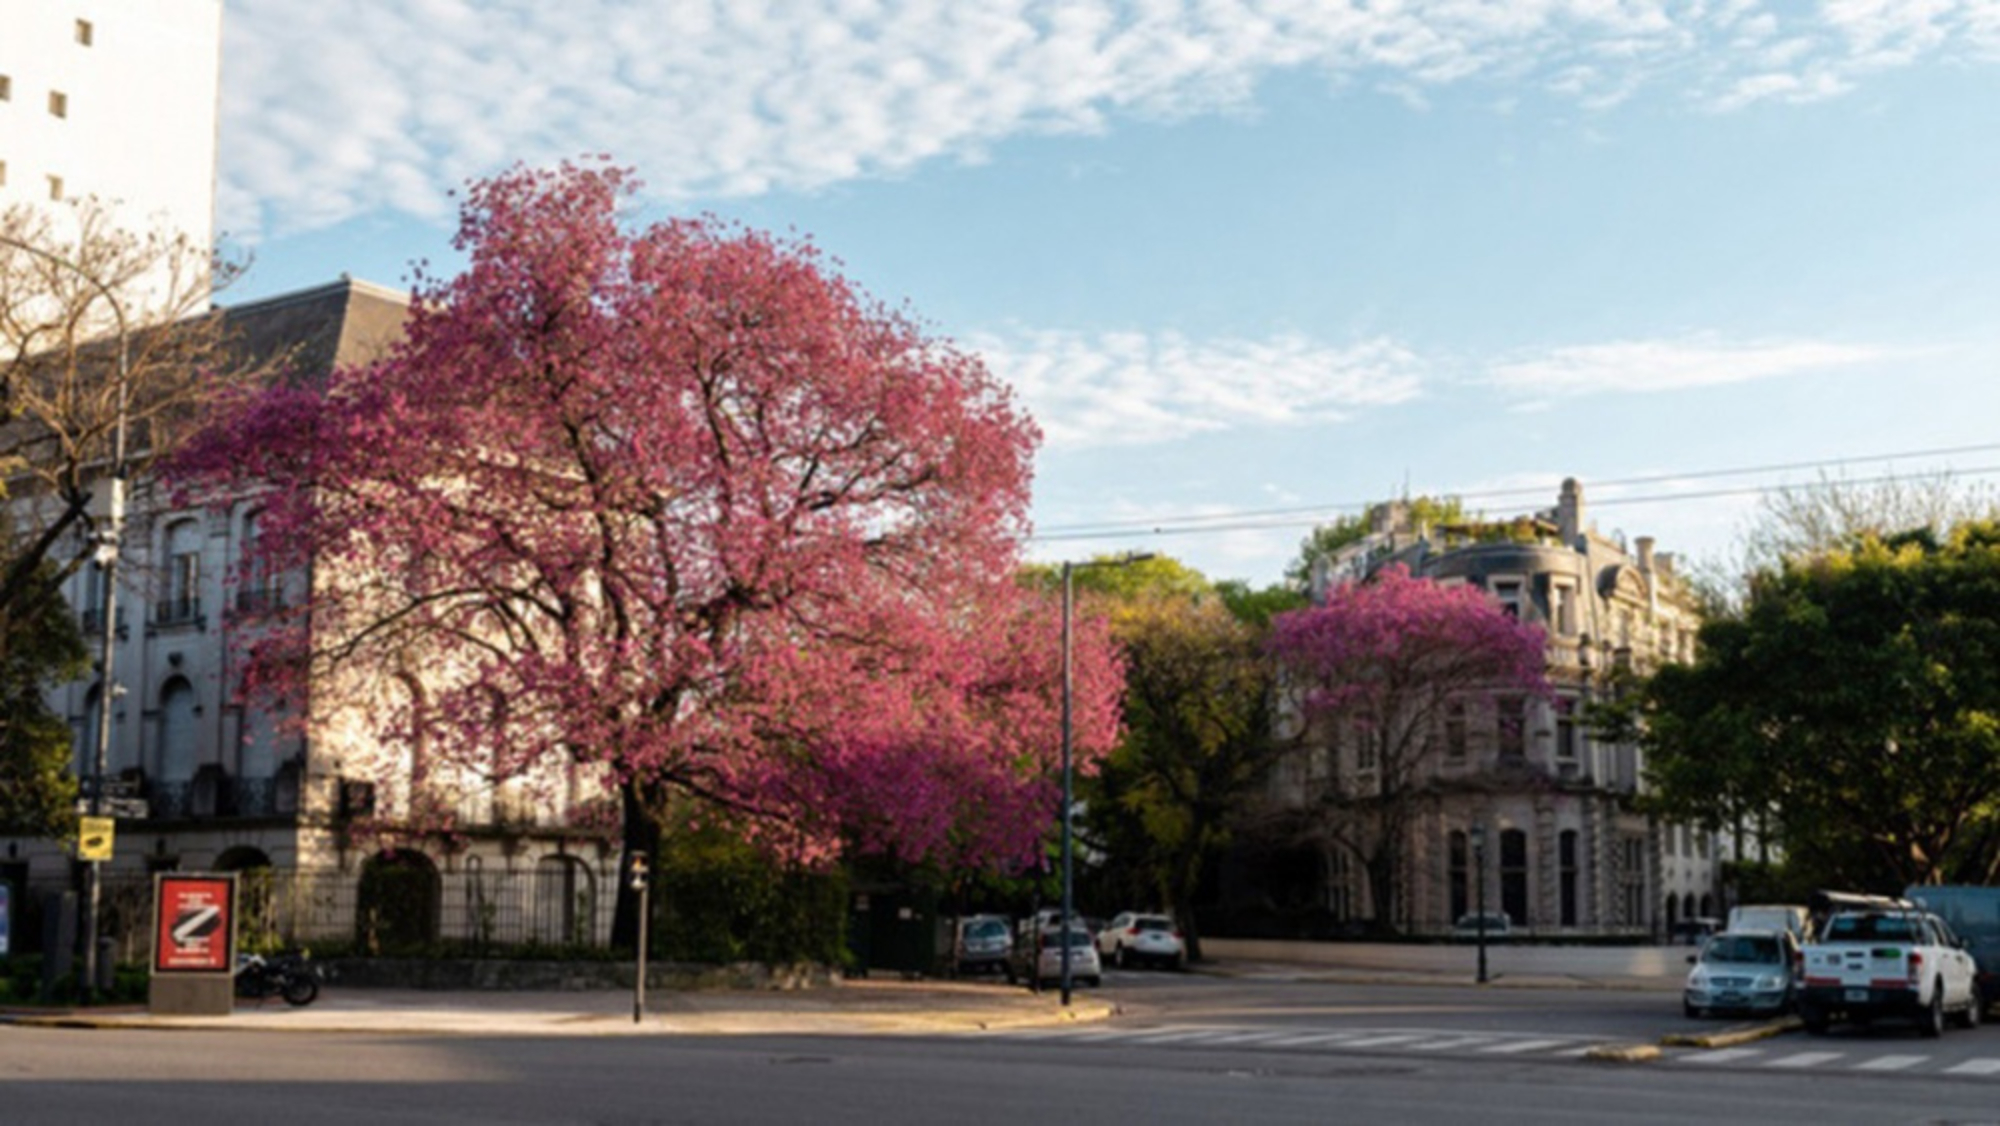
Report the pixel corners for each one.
[1097,912,1187,970]
[1010,925,1102,988]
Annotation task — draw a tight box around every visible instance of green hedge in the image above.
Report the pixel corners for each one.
[650,827,848,967]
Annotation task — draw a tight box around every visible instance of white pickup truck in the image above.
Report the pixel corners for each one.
[1798,904,1982,1037]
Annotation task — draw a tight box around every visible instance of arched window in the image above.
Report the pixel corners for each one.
[1558,830,1580,927]
[532,856,597,946]
[1447,830,1469,924]
[158,677,198,782]
[1500,828,1529,927]
[237,509,280,614]
[356,849,441,953]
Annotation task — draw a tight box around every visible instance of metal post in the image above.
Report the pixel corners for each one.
[1472,824,1489,985]
[1059,562,1074,1007]
[3,235,128,1006]
[630,855,649,1023]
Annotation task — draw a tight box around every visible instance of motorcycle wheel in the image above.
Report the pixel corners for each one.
[281,973,320,1007]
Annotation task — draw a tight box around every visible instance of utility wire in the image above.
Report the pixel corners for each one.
[1029,445,2000,545]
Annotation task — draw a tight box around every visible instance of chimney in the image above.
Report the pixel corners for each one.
[1558,478,1584,547]
[1636,536,1655,573]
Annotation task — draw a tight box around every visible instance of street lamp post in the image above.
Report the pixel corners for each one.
[1,235,129,1005]
[1057,552,1150,1007]
[1471,823,1489,985]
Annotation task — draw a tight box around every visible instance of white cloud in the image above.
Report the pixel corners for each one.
[221,1,2000,239]
[1485,336,1889,399]
[973,328,1424,449]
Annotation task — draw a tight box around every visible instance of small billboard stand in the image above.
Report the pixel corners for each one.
[148,873,237,1016]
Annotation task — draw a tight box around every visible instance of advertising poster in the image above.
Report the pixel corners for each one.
[153,874,235,973]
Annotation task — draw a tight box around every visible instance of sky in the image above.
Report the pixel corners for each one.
[216,1,2000,589]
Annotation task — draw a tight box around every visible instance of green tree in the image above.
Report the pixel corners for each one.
[1634,524,2000,891]
[1035,556,1295,961]
[0,557,88,836]
[1285,496,1468,585]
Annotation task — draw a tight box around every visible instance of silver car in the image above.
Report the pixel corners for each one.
[1009,925,1102,988]
[1684,930,1799,1018]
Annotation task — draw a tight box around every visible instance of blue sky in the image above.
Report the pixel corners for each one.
[218,2,2000,588]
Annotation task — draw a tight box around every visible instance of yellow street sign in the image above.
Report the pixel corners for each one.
[78,816,114,861]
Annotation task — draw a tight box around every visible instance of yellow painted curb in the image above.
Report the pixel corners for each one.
[1584,1043,1662,1063]
[1660,1015,1798,1050]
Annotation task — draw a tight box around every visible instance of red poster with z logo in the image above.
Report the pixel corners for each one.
[153,874,235,973]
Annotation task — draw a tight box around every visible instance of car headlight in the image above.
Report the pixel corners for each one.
[1686,970,1708,989]
[1754,974,1786,991]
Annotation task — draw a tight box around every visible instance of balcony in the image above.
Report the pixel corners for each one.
[152,595,203,630]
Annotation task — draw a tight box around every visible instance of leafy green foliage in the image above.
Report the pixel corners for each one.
[1071,557,1291,959]
[652,819,849,966]
[1284,496,1469,585]
[1635,523,2000,890]
[0,562,88,837]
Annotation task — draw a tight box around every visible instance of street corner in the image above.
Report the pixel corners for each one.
[1583,1042,1663,1063]
[1659,1014,1799,1050]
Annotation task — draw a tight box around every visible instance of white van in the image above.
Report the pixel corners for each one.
[1728,904,1811,942]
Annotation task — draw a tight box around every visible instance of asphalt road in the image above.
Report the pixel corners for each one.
[7,974,2000,1125]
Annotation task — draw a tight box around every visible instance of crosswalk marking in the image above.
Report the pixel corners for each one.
[964,1021,2000,1080]
[1766,1052,1844,1069]
[1261,1032,1365,1048]
[1674,1047,1764,1063]
[1478,1039,1568,1055]
[1854,1055,1926,1072]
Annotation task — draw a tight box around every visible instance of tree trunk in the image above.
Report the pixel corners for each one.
[609,778,662,952]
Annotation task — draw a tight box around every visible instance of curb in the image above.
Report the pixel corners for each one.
[1584,1042,1663,1063]
[1659,1015,1799,1050]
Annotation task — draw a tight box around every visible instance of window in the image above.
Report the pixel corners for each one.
[1558,830,1579,927]
[1555,700,1578,761]
[0,160,7,187]
[1443,701,1467,761]
[160,519,201,625]
[76,19,94,46]
[47,174,63,201]
[1500,828,1529,927]
[0,74,11,100]
[235,511,283,613]
[48,90,67,118]
[1551,581,1578,636]
[1497,696,1526,760]
[1492,579,1523,619]
[1447,830,1469,923]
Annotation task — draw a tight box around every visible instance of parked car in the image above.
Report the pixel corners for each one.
[1684,930,1801,1018]
[1799,904,1982,1036]
[955,914,1013,976]
[1097,912,1186,970]
[1009,925,1102,988]
[1451,912,1512,941]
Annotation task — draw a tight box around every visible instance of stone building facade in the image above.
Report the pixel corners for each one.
[1,278,621,958]
[1267,479,1726,937]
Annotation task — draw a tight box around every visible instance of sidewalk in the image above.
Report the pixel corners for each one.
[0,976,1118,1037]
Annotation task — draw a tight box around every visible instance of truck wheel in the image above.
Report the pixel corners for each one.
[1957,991,1983,1030]
[1920,987,1946,1039]
[1799,1004,1829,1035]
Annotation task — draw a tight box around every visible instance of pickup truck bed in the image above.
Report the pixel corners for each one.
[1797,907,1981,1037]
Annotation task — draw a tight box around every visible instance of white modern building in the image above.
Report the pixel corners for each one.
[0,0,222,254]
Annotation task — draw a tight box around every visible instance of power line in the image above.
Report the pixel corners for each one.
[1029,445,2000,545]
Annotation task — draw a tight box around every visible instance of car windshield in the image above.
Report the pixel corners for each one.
[1135,918,1172,932]
[964,920,1006,940]
[1703,936,1782,964]
[1043,929,1092,948]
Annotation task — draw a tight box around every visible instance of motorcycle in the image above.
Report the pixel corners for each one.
[234,950,321,1006]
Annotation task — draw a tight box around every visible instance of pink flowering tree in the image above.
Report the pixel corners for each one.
[169,162,1123,945]
[1267,564,1549,930]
